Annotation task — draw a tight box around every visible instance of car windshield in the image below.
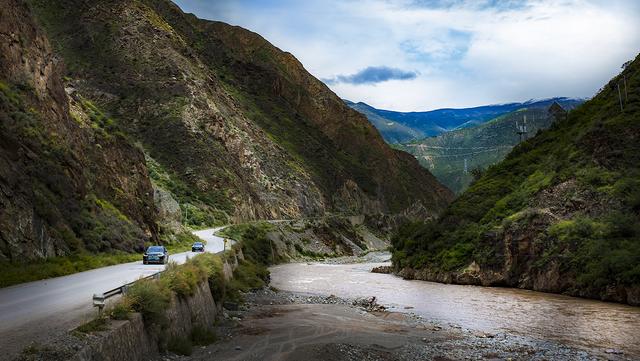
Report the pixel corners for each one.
[193,242,203,246]
[147,246,164,253]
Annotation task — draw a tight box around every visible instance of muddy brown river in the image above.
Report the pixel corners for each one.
[269,255,640,358]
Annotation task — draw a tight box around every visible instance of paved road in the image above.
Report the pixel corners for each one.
[0,227,227,360]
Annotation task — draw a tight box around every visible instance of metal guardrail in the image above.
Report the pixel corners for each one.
[92,272,161,312]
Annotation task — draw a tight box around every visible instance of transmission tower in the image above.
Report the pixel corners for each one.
[515,114,528,142]
[464,158,468,174]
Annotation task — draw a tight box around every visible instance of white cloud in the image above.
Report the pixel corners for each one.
[174,0,640,111]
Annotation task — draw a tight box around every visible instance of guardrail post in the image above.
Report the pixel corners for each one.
[93,293,106,316]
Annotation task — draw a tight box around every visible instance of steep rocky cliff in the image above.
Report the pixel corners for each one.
[0,0,158,262]
[392,55,640,305]
[26,0,452,223]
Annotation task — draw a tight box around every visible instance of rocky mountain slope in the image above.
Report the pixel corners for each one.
[0,0,452,263]
[392,55,640,305]
[29,0,452,221]
[348,98,583,140]
[397,102,581,193]
[0,0,158,262]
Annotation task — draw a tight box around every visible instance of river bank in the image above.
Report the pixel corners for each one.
[159,252,638,360]
[160,288,608,360]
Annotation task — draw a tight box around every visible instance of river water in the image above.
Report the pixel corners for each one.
[269,255,640,358]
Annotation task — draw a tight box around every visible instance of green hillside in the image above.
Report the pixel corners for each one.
[392,55,640,305]
[397,106,566,193]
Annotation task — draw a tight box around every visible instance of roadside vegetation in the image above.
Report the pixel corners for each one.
[218,222,278,301]
[73,225,276,355]
[0,229,198,288]
[0,253,139,288]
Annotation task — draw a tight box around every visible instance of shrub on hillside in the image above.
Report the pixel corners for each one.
[126,278,171,327]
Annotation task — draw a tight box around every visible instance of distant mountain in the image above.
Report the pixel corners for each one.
[344,100,424,143]
[346,98,584,141]
[396,101,583,193]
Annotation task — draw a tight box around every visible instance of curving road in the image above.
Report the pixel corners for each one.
[0,227,227,361]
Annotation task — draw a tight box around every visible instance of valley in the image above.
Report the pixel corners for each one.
[353,98,582,193]
[391,54,640,306]
[1,0,639,360]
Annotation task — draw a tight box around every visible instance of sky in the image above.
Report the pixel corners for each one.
[173,0,640,111]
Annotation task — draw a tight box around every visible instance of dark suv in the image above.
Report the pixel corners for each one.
[192,242,205,252]
[143,246,169,264]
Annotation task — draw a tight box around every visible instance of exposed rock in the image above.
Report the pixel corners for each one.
[352,296,387,312]
[263,216,390,260]
[371,266,392,274]
[152,183,181,230]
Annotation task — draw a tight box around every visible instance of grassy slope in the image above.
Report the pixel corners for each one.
[392,55,640,296]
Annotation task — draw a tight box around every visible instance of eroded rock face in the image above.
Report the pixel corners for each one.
[153,184,181,230]
[0,0,158,261]
[265,217,390,259]
[397,187,640,306]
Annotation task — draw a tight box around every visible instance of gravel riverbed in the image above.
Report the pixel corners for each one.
[159,287,618,361]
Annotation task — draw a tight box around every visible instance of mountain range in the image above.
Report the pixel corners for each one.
[346,98,584,143]
[395,101,582,193]
[0,0,452,263]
